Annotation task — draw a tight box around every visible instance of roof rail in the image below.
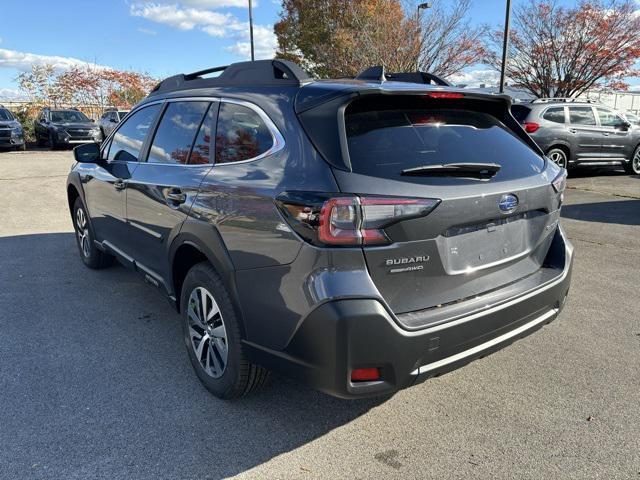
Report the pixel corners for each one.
[531,97,594,104]
[355,65,451,86]
[149,59,313,95]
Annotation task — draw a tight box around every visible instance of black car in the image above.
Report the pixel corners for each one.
[67,60,573,399]
[0,105,26,151]
[34,108,101,149]
[512,99,640,174]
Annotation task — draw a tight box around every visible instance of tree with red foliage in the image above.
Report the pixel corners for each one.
[487,0,640,98]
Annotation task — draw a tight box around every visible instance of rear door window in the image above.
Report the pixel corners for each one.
[569,106,596,126]
[147,101,210,165]
[344,97,544,180]
[543,107,566,124]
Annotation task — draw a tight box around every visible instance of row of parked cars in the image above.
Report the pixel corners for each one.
[0,104,128,151]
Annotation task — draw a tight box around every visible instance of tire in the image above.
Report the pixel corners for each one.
[624,145,640,175]
[181,262,269,399]
[72,197,113,269]
[36,135,45,147]
[547,147,569,169]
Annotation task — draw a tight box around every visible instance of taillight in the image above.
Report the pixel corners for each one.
[276,192,440,247]
[552,169,567,194]
[523,122,540,133]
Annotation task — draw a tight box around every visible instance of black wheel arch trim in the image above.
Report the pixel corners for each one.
[168,219,247,335]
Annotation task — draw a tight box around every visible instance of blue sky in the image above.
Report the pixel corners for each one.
[0,0,606,99]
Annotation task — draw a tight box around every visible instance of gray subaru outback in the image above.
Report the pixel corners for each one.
[67,60,573,399]
[512,99,640,174]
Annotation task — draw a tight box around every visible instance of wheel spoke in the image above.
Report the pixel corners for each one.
[189,325,203,341]
[211,324,226,339]
[209,343,224,374]
[206,299,220,322]
[195,334,209,361]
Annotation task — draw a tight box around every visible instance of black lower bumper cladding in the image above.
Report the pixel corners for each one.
[245,229,574,399]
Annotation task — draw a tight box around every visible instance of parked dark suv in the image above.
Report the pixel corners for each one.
[0,105,26,151]
[512,99,640,174]
[67,60,573,399]
[34,107,101,149]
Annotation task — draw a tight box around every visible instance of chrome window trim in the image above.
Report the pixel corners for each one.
[109,96,285,167]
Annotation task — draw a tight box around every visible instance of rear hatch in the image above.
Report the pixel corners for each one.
[298,89,563,318]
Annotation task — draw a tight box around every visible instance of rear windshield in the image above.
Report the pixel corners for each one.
[345,97,544,180]
[511,105,531,122]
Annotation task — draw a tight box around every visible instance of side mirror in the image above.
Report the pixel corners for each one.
[74,142,101,163]
[617,121,631,131]
[109,118,117,123]
[89,118,95,123]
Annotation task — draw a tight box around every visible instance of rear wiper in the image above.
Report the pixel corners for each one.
[401,162,501,179]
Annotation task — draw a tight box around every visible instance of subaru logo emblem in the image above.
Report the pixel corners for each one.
[498,194,518,213]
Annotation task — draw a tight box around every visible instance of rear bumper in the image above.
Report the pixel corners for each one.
[244,229,574,399]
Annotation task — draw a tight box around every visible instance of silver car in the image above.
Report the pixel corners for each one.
[512,99,640,174]
[97,109,129,141]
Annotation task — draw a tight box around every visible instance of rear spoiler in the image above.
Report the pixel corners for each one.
[355,65,451,87]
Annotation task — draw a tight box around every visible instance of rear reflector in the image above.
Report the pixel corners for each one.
[523,122,540,133]
[425,92,464,99]
[351,368,381,382]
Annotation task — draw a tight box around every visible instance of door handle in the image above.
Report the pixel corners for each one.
[569,128,578,134]
[114,180,126,191]
[165,189,187,205]
[602,132,610,136]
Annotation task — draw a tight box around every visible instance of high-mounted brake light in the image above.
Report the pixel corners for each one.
[276,193,440,247]
[424,92,465,99]
[523,122,540,133]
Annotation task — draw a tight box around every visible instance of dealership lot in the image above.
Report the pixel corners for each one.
[0,150,638,479]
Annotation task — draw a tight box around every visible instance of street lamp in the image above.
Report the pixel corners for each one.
[416,2,431,71]
[499,0,512,93]
[249,0,255,61]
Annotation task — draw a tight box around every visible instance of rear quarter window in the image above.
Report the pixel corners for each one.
[344,96,544,181]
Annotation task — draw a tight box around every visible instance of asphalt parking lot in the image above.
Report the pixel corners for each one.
[1,149,639,480]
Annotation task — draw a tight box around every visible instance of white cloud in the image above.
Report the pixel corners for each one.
[0,48,108,72]
[447,68,500,87]
[0,88,27,101]
[226,24,277,60]
[130,3,233,33]
[137,27,157,35]
[131,1,276,59]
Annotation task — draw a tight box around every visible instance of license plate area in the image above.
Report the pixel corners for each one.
[438,211,547,274]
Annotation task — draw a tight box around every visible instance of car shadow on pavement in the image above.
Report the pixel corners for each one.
[0,233,384,480]
[561,199,640,226]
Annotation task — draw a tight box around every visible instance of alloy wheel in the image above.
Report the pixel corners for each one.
[187,287,228,379]
[548,150,567,169]
[75,207,91,258]
[633,148,640,174]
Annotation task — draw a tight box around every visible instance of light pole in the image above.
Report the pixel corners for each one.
[499,0,512,93]
[416,3,431,71]
[249,0,255,61]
